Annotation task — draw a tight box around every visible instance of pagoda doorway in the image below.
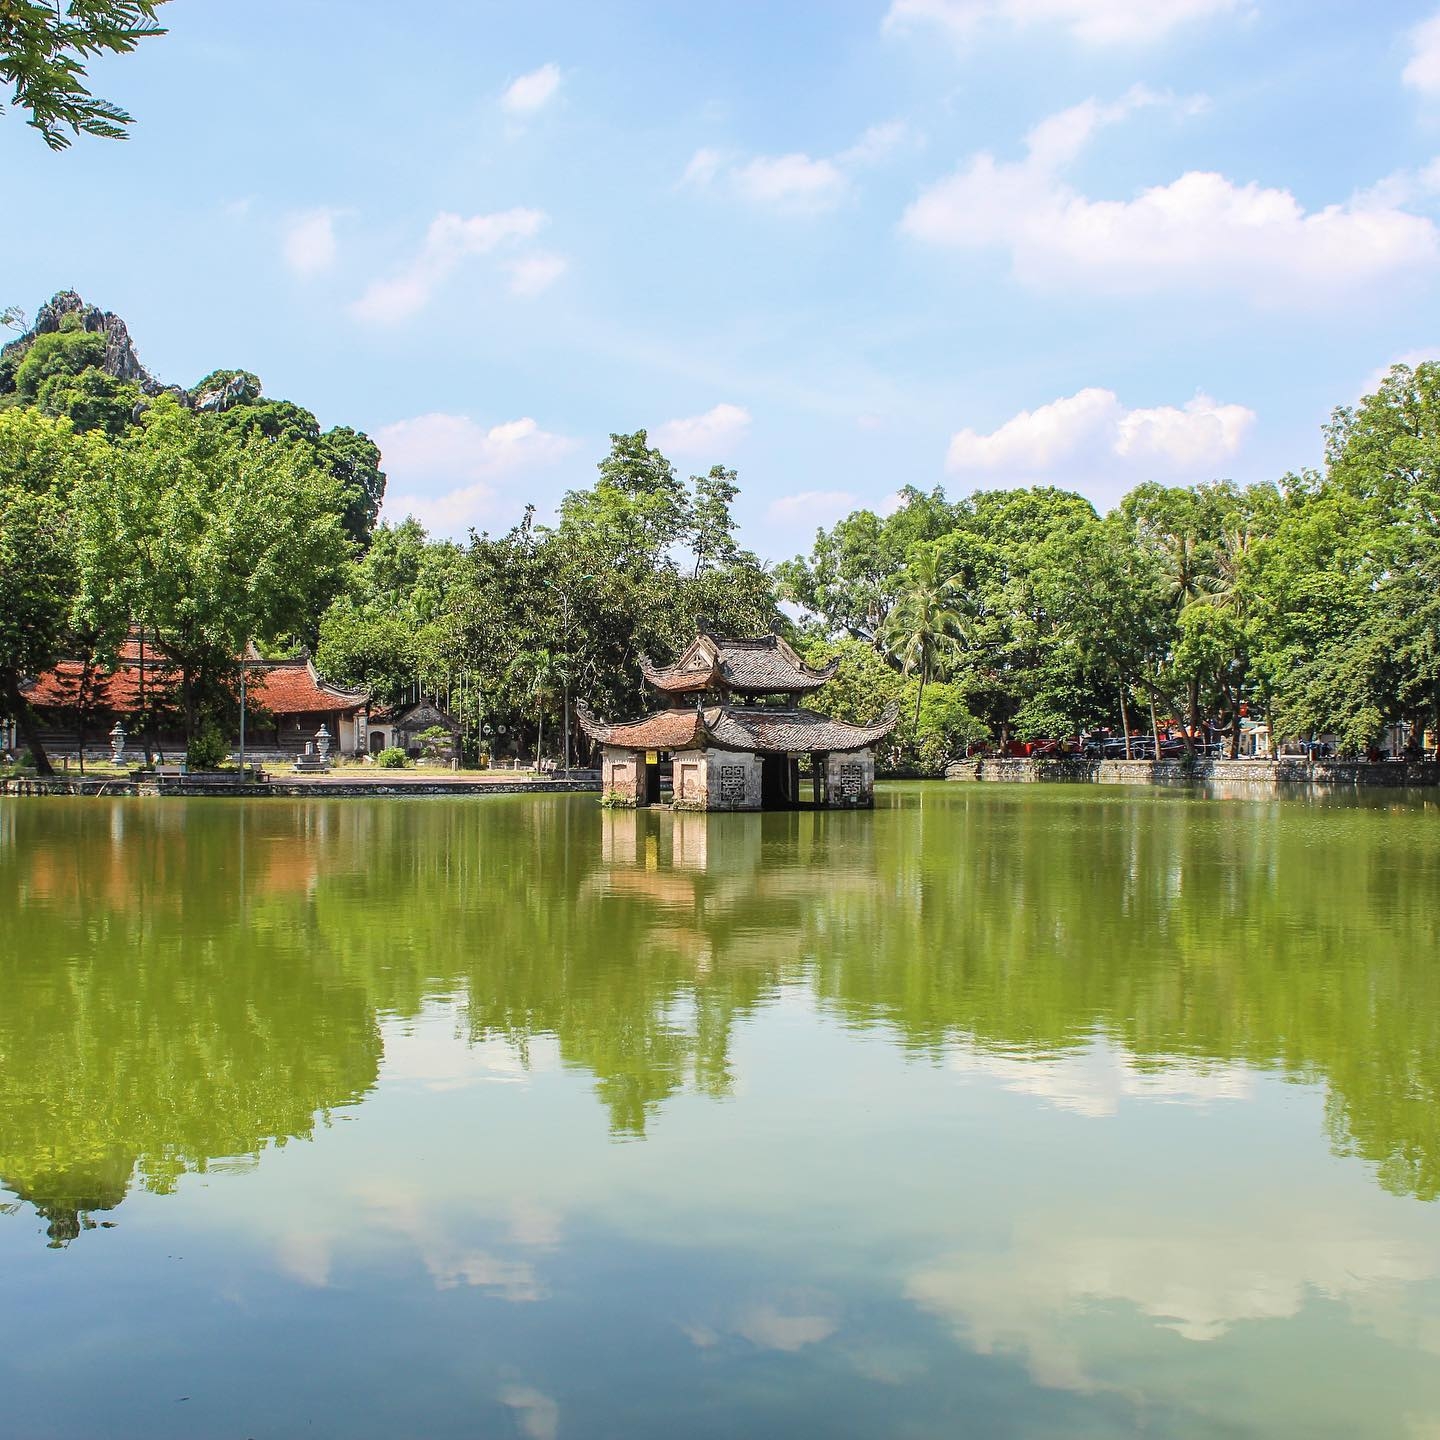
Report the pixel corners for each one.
[643,755,663,806]
[761,754,800,808]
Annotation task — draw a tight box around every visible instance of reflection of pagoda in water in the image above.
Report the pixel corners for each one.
[578,623,897,810]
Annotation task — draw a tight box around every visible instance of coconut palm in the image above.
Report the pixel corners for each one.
[884,549,969,728]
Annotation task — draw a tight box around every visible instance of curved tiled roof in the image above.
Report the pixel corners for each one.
[706,703,899,754]
[577,701,898,756]
[22,660,154,712]
[576,704,706,750]
[641,632,839,695]
[245,659,368,716]
[23,653,367,717]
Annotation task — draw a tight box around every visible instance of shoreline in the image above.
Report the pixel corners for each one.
[946,756,1439,790]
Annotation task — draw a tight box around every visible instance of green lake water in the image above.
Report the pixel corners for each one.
[2,785,1439,1438]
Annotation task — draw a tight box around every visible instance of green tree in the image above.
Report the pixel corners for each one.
[883,548,967,728]
[1,1,167,149]
[7,321,105,404]
[84,399,353,752]
[559,430,693,569]
[0,409,104,773]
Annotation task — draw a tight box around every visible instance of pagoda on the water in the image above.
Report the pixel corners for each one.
[577,623,898,810]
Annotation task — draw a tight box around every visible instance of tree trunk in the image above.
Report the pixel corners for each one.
[913,666,927,730]
[75,655,97,775]
[138,627,156,765]
[1118,676,1131,759]
[2,673,54,776]
[1185,675,1200,758]
[182,673,198,756]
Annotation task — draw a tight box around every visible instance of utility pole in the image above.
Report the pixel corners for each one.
[561,589,571,777]
[239,645,248,782]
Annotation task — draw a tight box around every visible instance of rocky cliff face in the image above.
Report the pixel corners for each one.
[1,290,167,395]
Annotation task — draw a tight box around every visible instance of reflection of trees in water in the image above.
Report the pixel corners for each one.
[0,802,382,1244]
[1,789,1437,1245]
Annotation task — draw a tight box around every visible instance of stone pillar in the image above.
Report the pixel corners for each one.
[601,747,643,806]
[825,749,875,807]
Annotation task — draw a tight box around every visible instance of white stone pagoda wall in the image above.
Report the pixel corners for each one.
[601,747,643,805]
[825,749,875,807]
[670,748,763,811]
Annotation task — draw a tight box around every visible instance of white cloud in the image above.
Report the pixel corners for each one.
[506,252,568,297]
[682,119,911,214]
[282,209,339,276]
[884,0,1244,47]
[838,119,913,167]
[1405,14,1440,96]
[652,402,751,456]
[733,153,849,211]
[352,208,547,324]
[681,147,725,187]
[902,93,1440,302]
[767,490,860,526]
[377,413,576,536]
[501,62,562,117]
[946,387,1254,492]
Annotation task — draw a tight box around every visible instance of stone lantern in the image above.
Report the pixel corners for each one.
[109,720,128,767]
[316,723,331,764]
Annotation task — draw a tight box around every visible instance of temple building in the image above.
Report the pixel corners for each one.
[577,625,898,810]
[19,640,369,760]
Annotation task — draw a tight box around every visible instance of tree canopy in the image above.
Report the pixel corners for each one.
[0,0,168,149]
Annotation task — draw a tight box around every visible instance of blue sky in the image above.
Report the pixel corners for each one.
[5,0,1440,558]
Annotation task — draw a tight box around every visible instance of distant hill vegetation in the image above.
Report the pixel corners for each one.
[0,291,385,546]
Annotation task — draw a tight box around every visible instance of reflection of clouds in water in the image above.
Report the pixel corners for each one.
[950,1039,1252,1118]
[352,1179,552,1301]
[682,1293,840,1353]
[429,1249,544,1301]
[501,1385,560,1440]
[737,1305,838,1351]
[275,1229,333,1288]
[380,1014,560,1093]
[908,1221,1440,1393]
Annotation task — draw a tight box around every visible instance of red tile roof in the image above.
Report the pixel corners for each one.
[23,654,366,718]
[577,701,899,755]
[22,660,154,712]
[576,705,706,751]
[245,660,367,716]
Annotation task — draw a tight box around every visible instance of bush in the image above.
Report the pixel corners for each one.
[376,746,409,769]
[416,724,453,760]
[186,724,228,770]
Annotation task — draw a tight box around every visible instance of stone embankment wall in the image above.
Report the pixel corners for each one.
[0,776,600,799]
[945,757,1439,789]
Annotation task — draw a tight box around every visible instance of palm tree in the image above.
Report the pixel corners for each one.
[884,550,968,728]
[1191,520,1260,758]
